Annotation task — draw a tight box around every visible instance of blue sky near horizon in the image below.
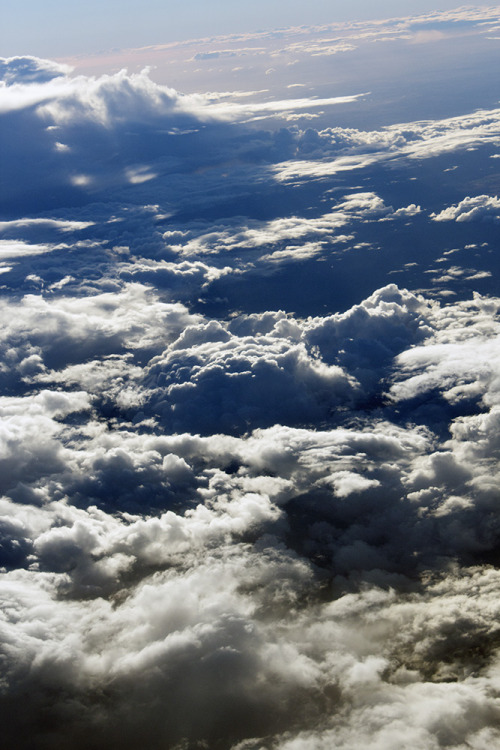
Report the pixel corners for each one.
[3,0,478,57]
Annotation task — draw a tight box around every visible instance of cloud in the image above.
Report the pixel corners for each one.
[0,240,57,260]
[3,394,500,748]
[62,4,500,88]
[145,322,358,435]
[273,107,500,183]
[3,28,500,750]
[0,390,90,496]
[0,218,94,234]
[409,29,446,44]
[2,283,500,747]
[389,294,500,408]
[277,40,357,57]
[431,195,500,222]
[198,92,368,121]
[162,193,415,268]
[0,283,198,396]
[0,55,72,84]
[0,57,366,216]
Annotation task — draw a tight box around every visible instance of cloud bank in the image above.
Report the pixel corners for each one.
[2,42,500,750]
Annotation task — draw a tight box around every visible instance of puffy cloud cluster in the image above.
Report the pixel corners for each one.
[432,195,500,222]
[2,44,500,750]
[0,283,198,393]
[1,276,500,748]
[147,324,355,434]
[390,294,500,407]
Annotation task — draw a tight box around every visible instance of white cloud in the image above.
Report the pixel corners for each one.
[0,240,55,260]
[146,322,358,434]
[389,294,500,408]
[3,26,500,749]
[0,218,94,233]
[431,195,500,222]
[274,108,500,182]
[164,193,413,264]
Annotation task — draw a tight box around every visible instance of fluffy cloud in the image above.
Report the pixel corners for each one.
[3,24,500,750]
[0,283,197,392]
[2,283,500,748]
[146,326,357,435]
[389,294,500,407]
[432,195,500,222]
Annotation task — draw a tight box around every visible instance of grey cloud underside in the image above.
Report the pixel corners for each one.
[2,48,500,750]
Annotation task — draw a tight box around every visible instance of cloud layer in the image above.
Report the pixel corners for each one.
[2,30,500,749]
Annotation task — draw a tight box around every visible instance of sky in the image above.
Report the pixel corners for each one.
[3,0,477,56]
[2,4,500,750]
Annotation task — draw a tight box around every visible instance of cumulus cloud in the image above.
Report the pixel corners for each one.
[2,280,500,749]
[3,19,500,750]
[146,323,357,435]
[432,195,500,222]
[2,269,500,743]
[389,294,500,408]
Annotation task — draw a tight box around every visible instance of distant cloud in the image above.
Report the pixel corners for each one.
[0,55,72,84]
[274,107,500,182]
[0,57,368,214]
[431,195,500,222]
[278,40,357,56]
[60,5,500,87]
[409,29,446,44]
[194,50,237,60]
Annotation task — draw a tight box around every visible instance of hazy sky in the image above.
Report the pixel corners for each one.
[3,0,475,57]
